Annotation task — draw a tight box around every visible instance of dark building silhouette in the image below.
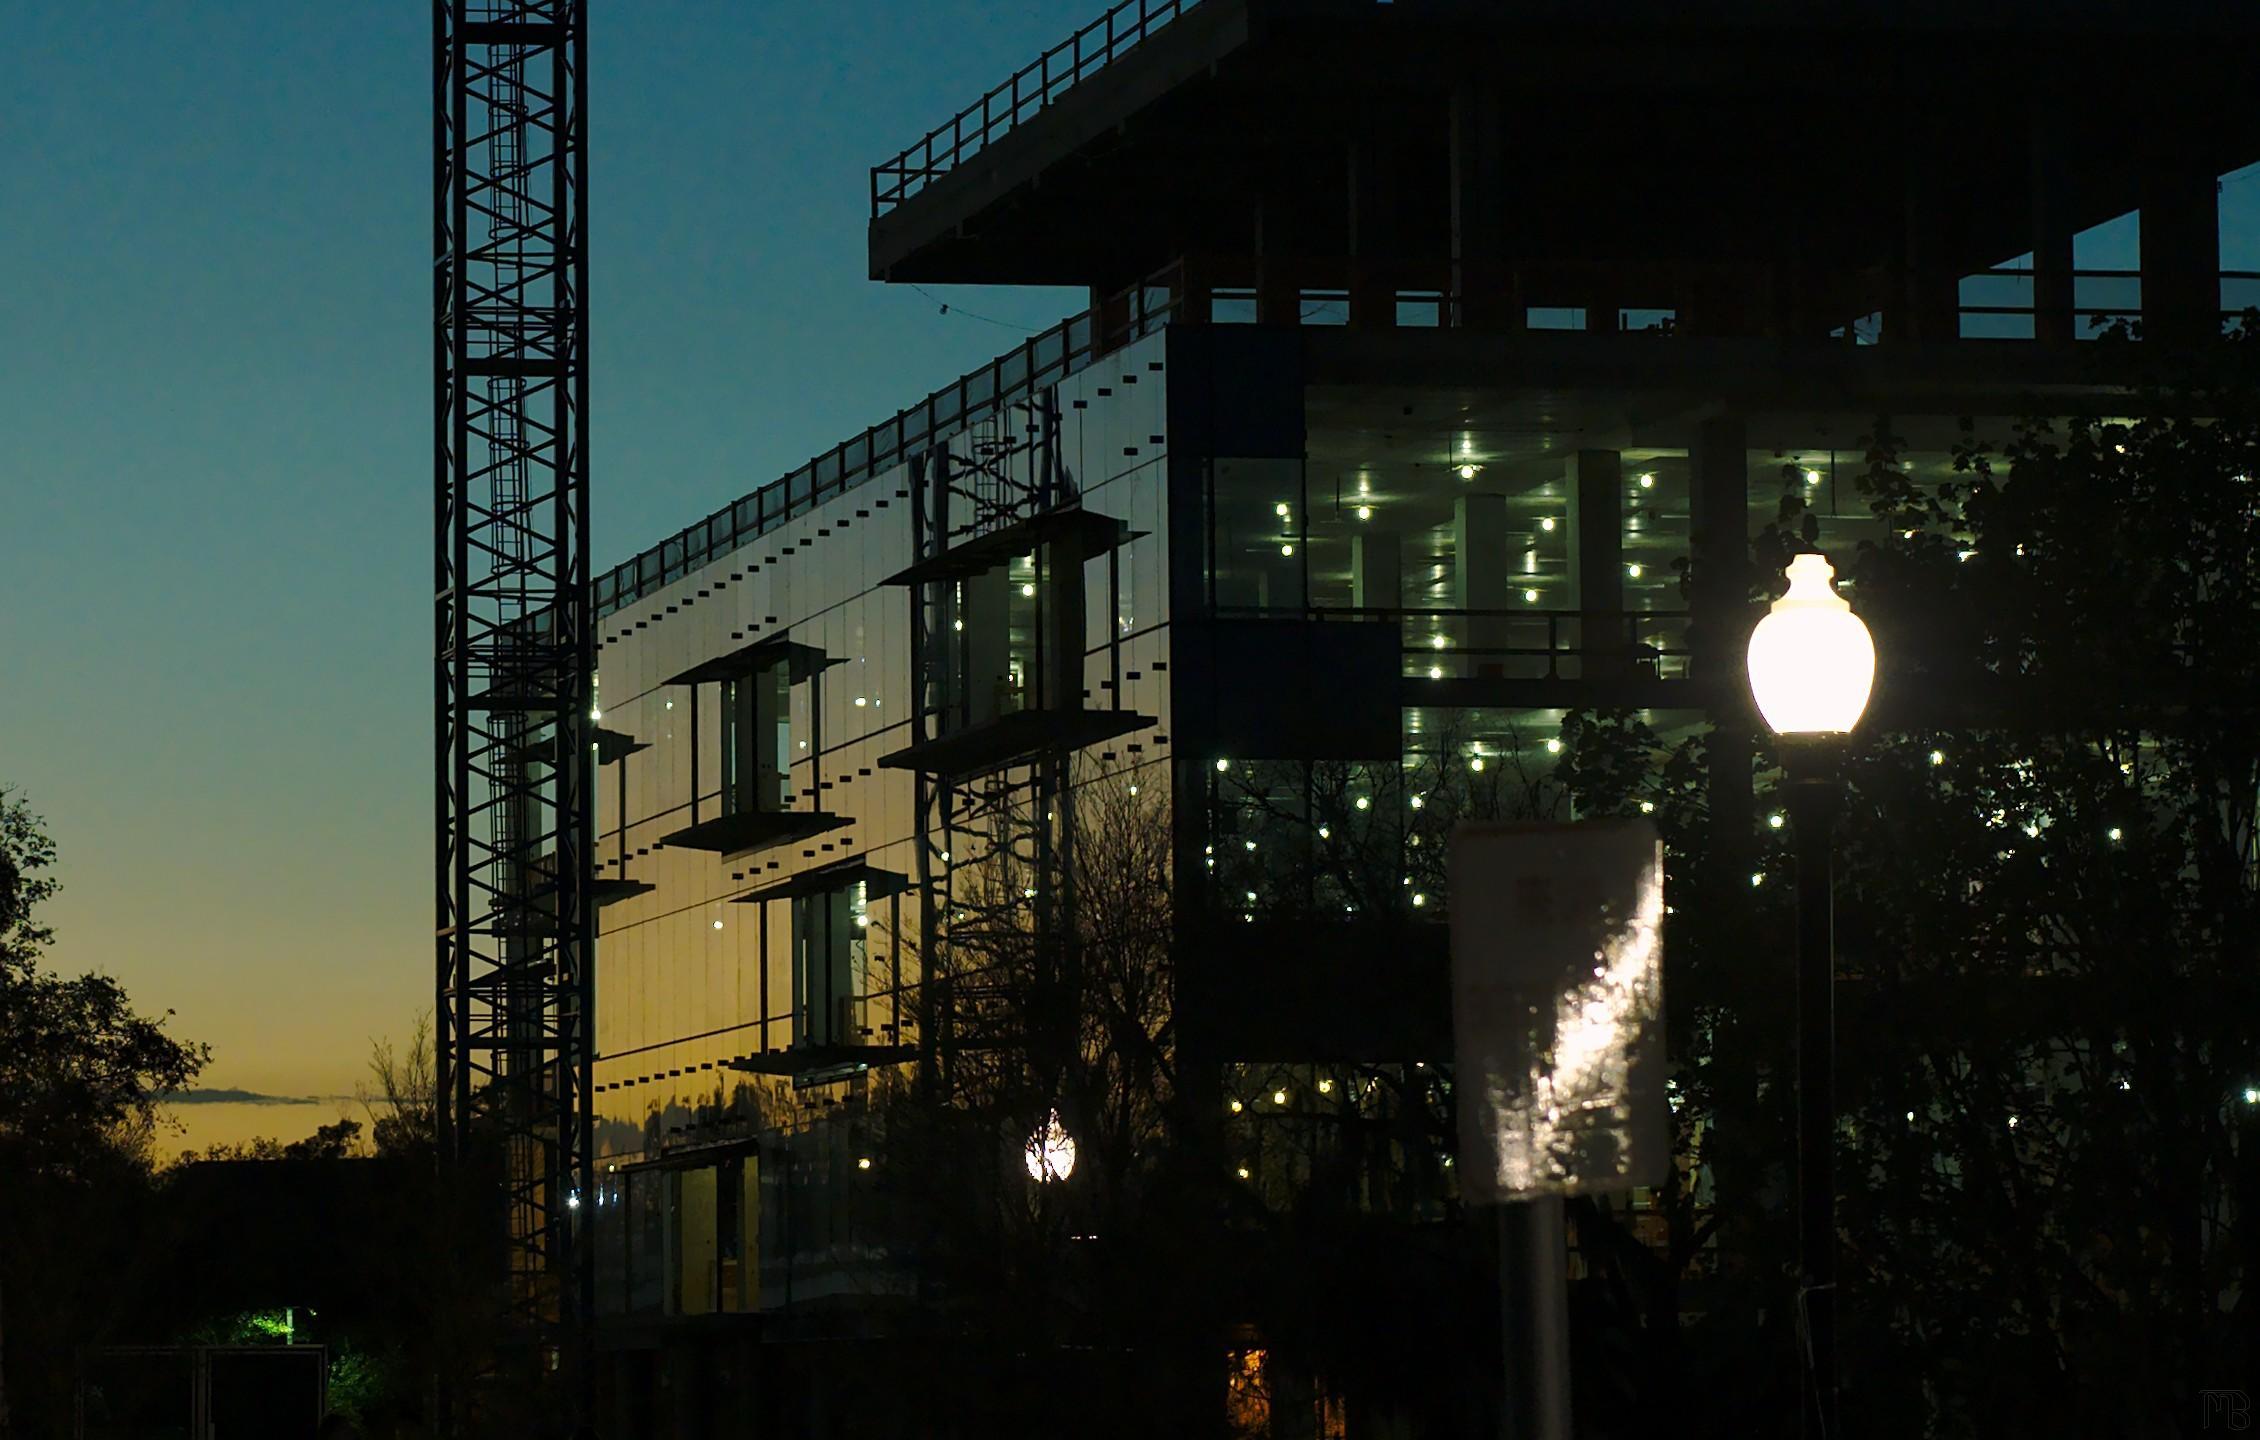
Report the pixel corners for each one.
[583,2,2260,1433]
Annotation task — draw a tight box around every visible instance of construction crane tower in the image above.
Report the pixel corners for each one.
[433,0,594,1419]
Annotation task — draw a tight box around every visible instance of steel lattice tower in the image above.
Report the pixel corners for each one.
[434,0,593,1410]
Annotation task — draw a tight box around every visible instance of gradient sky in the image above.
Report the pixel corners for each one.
[7,5,2260,1156]
[1,2,1094,1152]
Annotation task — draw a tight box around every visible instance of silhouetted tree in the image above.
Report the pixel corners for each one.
[0,788,209,1435]
[1553,333,2260,1436]
[176,1117,365,1164]
[359,1011,437,1159]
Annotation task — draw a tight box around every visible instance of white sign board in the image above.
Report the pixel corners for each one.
[1449,821,1668,1202]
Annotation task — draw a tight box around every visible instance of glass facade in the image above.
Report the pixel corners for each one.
[588,329,1173,1320]
[587,314,2069,1333]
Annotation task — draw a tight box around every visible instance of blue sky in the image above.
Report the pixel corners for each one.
[0,2,1090,1146]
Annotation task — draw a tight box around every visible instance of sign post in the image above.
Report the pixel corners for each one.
[1449,821,1668,1440]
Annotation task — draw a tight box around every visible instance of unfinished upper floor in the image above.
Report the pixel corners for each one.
[871,0,2260,348]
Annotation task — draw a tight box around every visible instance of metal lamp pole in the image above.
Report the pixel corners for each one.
[1784,743,1840,1434]
[1747,553,1874,1439]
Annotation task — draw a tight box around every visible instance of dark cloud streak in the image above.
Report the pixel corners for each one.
[170,1087,329,1106]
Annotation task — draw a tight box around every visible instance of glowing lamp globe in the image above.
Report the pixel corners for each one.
[1025,1109,1076,1183]
[1746,554,1874,735]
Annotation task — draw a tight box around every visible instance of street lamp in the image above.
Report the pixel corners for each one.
[1024,1108,1076,1183]
[1747,552,1873,1437]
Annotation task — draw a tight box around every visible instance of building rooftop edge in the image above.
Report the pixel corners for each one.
[596,276,1178,621]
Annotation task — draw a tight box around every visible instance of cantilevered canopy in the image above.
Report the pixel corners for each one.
[657,810,849,858]
[879,708,1154,780]
[882,507,1139,587]
[664,635,841,688]
[731,859,911,907]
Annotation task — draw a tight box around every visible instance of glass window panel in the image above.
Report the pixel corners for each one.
[1210,458,1306,612]
[677,1166,718,1316]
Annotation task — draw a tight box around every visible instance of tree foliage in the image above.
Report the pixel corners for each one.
[359,1011,437,1160]
[178,1117,365,1165]
[0,789,211,1435]
[0,791,209,1175]
[1540,339,2260,1435]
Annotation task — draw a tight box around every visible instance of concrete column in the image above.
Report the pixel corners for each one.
[1088,283,1131,356]
[1565,450,1625,676]
[1455,493,1511,677]
[1900,148,1961,342]
[1177,265,1214,325]
[1347,131,1396,329]
[1450,81,1518,331]
[1689,418,1750,687]
[1351,530,1402,613]
[2030,104,2077,343]
[1254,192,1299,326]
[2142,164,2222,348]
[1690,419,1755,1011]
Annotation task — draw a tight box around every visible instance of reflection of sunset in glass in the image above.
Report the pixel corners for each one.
[1452,824,1669,1200]
[1494,862,1665,1195]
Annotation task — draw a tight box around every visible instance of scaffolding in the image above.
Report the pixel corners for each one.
[904,395,1084,1104]
[433,0,592,1416]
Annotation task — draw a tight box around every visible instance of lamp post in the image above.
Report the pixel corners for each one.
[1025,1107,1076,1183]
[1746,552,1874,1437]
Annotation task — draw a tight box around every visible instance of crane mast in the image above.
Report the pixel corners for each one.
[434,0,593,1416]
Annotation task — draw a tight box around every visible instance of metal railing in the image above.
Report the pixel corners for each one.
[1957,267,2260,337]
[871,0,1202,215]
[594,264,1183,619]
